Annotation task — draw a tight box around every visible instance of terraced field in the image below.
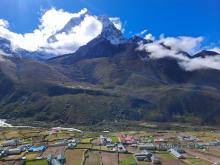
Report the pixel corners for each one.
[101,152,118,165]
[84,151,101,165]
[119,154,136,165]
[65,149,86,165]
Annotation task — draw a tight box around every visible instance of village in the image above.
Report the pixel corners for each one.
[0,127,220,165]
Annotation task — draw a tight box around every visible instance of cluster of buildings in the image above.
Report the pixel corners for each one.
[119,135,137,144]
[0,130,219,165]
[49,138,77,149]
[177,135,199,142]
[209,140,220,146]
[168,148,184,159]
[100,135,127,153]
[0,136,77,164]
[0,139,19,147]
[134,150,160,164]
[0,139,47,159]
[100,135,112,145]
[99,134,186,163]
[99,133,190,163]
[47,154,65,165]
[0,139,23,157]
[133,143,185,161]
[191,139,220,150]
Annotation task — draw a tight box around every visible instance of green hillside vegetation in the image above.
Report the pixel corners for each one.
[0,40,220,126]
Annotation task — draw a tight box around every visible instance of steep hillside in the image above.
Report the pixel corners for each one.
[47,38,220,125]
[0,15,220,126]
[1,41,220,126]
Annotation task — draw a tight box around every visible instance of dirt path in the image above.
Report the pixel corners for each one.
[186,149,220,163]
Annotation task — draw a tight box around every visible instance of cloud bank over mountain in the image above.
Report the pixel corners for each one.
[0,8,104,55]
[0,7,219,70]
[138,34,220,71]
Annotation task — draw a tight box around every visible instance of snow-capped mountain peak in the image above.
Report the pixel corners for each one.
[0,9,127,60]
[49,14,126,45]
[98,15,126,45]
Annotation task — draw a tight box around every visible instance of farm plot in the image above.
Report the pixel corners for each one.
[46,132,70,142]
[25,159,48,165]
[84,151,101,165]
[91,138,100,145]
[81,138,93,143]
[1,154,24,161]
[25,152,42,160]
[19,130,42,139]
[204,146,220,157]
[76,143,92,149]
[0,130,21,140]
[111,136,119,143]
[65,149,86,165]
[156,152,186,165]
[183,158,211,165]
[119,154,137,165]
[126,146,140,154]
[92,145,110,151]
[0,160,24,165]
[186,149,220,164]
[42,146,65,157]
[101,152,119,165]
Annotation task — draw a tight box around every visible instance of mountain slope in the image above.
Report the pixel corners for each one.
[1,42,220,125]
[47,38,220,125]
[0,15,220,126]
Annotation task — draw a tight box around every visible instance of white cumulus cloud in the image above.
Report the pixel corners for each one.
[0,8,103,55]
[179,56,220,71]
[139,29,148,35]
[0,19,9,28]
[159,36,203,53]
[42,15,102,54]
[209,47,220,54]
[144,33,155,41]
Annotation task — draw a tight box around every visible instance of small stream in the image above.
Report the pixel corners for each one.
[0,119,13,127]
[0,119,33,128]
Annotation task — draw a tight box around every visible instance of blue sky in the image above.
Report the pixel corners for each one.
[0,0,219,46]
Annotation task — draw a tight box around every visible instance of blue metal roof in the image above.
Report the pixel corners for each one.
[28,145,46,152]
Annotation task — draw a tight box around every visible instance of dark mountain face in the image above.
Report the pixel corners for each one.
[129,35,153,44]
[193,50,220,58]
[49,38,220,87]
[49,37,124,65]
[1,25,220,126]
[0,37,15,55]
